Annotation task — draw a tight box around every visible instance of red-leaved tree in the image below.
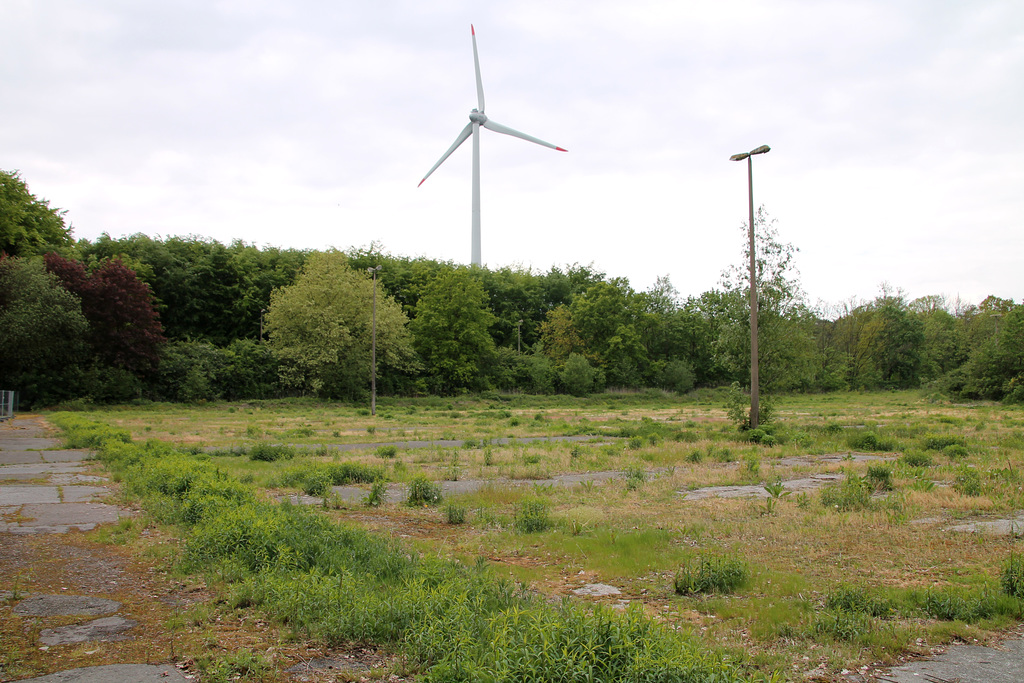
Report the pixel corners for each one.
[45,253,165,373]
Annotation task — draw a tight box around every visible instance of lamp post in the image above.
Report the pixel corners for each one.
[517,319,523,353]
[259,309,266,342]
[367,266,382,416]
[729,144,770,429]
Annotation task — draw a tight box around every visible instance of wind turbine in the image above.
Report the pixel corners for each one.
[419,25,567,267]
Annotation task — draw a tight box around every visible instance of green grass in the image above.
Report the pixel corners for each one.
[44,390,1024,681]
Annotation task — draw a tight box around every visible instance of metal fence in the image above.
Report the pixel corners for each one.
[0,390,17,420]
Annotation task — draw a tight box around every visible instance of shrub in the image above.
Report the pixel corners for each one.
[900,450,933,467]
[375,445,398,459]
[407,475,442,506]
[514,498,551,533]
[846,431,893,452]
[922,434,966,451]
[943,444,970,460]
[561,353,597,397]
[249,443,295,462]
[820,476,873,512]
[953,467,982,497]
[865,464,893,491]
[674,555,748,595]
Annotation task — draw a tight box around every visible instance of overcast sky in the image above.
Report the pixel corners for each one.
[3,1,1021,309]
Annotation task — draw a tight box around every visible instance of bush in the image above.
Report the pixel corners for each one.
[407,475,442,506]
[953,467,982,497]
[249,443,296,462]
[375,445,398,459]
[674,555,748,595]
[922,434,966,451]
[560,353,597,397]
[846,431,894,452]
[659,359,695,394]
[514,498,551,533]
[865,464,893,491]
[900,450,934,467]
[820,476,873,512]
[943,444,970,460]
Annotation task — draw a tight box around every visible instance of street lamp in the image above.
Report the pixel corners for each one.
[367,266,382,416]
[729,144,770,429]
[517,319,523,353]
[259,309,266,342]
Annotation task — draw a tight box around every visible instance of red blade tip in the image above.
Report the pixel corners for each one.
[471,25,475,35]
[556,147,568,152]
[418,178,427,187]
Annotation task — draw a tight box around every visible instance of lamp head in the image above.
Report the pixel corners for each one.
[730,144,770,161]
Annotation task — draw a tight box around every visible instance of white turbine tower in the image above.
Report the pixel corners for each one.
[419,25,567,267]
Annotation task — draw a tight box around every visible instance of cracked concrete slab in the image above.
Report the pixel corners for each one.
[0,436,61,451]
[946,512,1024,536]
[17,664,189,682]
[39,616,137,646]
[0,486,61,504]
[678,474,845,501]
[13,594,120,617]
[4,502,127,533]
[873,637,1024,683]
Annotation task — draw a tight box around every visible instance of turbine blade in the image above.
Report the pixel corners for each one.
[419,123,474,186]
[471,25,485,112]
[482,119,567,152]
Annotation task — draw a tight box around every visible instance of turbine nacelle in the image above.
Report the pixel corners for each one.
[469,109,488,124]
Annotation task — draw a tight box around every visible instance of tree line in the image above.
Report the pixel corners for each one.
[2,169,1022,407]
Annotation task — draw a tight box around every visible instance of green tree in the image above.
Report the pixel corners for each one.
[267,252,415,399]
[717,208,816,392]
[0,171,72,257]
[410,268,497,393]
[0,257,88,406]
[569,279,648,387]
[855,289,925,389]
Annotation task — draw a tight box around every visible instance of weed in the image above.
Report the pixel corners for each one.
[364,481,388,507]
[944,444,970,460]
[953,467,982,497]
[375,445,398,459]
[744,454,761,478]
[623,464,647,491]
[900,450,933,467]
[846,431,894,452]
[922,434,966,451]
[826,585,893,618]
[444,503,467,525]
[514,498,551,533]
[1001,553,1024,598]
[810,609,875,641]
[820,475,872,512]
[865,464,893,491]
[407,475,442,506]
[674,555,748,595]
[763,481,790,499]
[249,443,295,462]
